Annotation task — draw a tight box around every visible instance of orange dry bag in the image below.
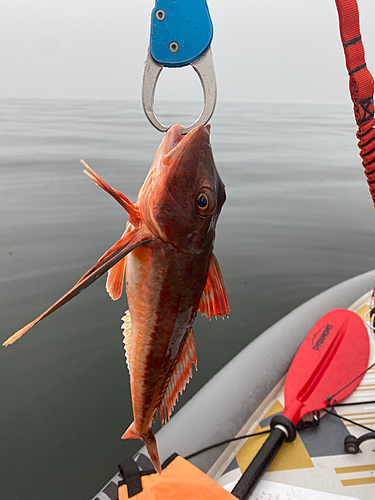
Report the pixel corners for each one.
[118,453,236,499]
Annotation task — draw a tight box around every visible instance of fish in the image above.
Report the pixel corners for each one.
[3,123,230,473]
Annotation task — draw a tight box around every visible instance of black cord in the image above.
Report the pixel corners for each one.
[328,399,375,407]
[184,429,271,461]
[327,362,375,402]
[184,400,375,461]
[322,408,375,432]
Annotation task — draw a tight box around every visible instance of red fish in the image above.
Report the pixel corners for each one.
[3,124,229,473]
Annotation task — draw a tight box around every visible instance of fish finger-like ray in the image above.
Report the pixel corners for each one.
[81,160,140,226]
[105,226,129,300]
[3,229,152,346]
[106,256,127,300]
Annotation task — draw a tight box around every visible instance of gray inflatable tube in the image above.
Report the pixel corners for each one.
[93,269,374,499]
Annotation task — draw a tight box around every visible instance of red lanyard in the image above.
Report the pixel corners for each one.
[335,0,375,205]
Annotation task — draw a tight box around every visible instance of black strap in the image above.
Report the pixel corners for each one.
[118,458,143,498]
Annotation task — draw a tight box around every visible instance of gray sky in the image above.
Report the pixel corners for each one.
[1,0,375,103]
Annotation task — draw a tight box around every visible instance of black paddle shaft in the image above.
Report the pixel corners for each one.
[231,415,296,500]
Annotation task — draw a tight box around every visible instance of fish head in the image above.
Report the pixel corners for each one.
[138,124,226,252]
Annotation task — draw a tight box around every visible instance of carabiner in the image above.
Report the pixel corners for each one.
[142,0,217,134]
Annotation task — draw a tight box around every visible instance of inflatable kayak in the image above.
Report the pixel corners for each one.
[92,1,375,497]
[92,269,375,499]
[215,289,375,499]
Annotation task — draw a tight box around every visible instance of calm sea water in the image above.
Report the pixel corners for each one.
[1,99,374,499]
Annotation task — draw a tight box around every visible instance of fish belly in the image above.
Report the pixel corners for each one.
[125,239,210,433]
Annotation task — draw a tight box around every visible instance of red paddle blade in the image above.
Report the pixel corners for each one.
[283,309,370,425]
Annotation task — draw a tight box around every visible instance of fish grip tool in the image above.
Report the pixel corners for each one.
[231,309,370,499]
[142,0,216,134]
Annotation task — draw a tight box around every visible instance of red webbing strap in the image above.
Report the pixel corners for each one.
[335,0,375,205]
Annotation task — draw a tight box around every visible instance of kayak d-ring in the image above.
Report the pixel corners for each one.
[345,432,375,454]
[364,306,375,334]
[142,48,217,135]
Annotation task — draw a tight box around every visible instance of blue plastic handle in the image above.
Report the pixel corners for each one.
[150,0,213,67]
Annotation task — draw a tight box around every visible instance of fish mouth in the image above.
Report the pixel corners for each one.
[163,124,211,162]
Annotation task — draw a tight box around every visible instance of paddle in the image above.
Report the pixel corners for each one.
[231,308,370,499]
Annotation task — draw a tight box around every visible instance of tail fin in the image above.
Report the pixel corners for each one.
[122,422,161,474]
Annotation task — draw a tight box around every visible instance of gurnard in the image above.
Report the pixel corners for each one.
[3,124,230,473]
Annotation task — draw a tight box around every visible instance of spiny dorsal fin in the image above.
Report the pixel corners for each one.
[81,160,140,227]
[198,253,230,319]
[121,310,132,372]
[159,329,197,425]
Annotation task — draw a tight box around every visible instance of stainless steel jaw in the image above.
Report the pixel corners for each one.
[142,47,217,135]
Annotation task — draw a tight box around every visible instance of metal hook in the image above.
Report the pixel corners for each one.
[142,48,217,135]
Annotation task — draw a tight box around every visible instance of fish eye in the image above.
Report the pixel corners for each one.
[196,193,209,210]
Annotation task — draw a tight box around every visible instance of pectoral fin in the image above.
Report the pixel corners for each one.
[3,228,152,346]
[198,253,230,319]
